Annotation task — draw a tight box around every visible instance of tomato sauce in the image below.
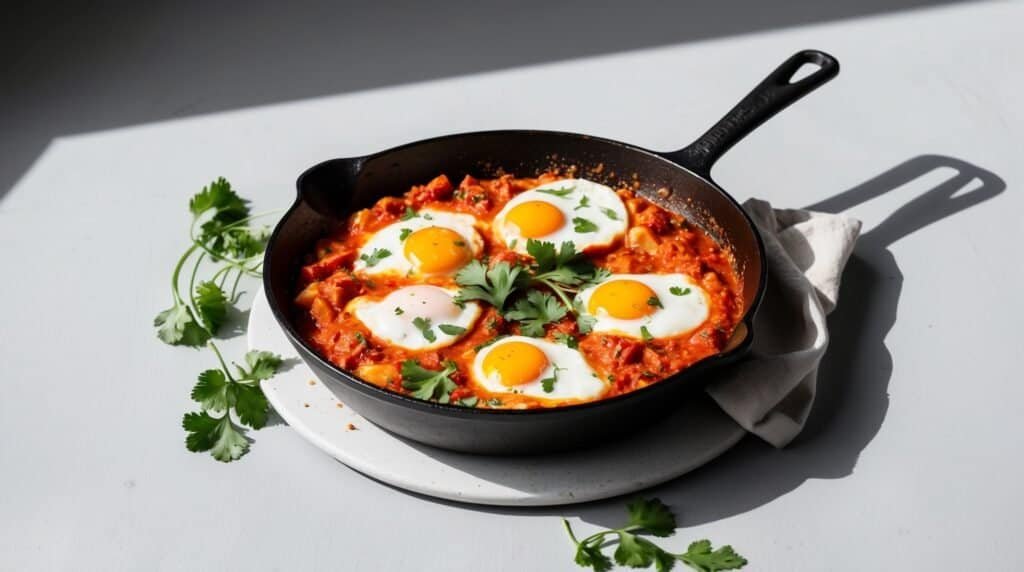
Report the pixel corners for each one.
[293,173,742,408]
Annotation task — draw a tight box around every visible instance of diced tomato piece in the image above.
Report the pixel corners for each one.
[319,273,362,309]
[300,251,353,282]
[409,174,454,205]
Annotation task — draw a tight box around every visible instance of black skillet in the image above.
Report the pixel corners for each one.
[263,49,839,454]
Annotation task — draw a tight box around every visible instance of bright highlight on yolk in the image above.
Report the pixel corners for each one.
[403,226,471,273]
[505,201,565,238]
[587,279,659,320]
[482,341,549,387]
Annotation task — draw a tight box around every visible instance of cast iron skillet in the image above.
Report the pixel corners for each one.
[264,50,839,454]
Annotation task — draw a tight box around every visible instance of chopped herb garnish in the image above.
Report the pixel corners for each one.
[536,185,575,197]
[540,365,563,393]
[423,212,434,220]
[412,317,436,342]
[487,397,503,407]
[572,217,598,233]
[459,396,479,407]
[647,296,663,309]
[400,360,458,403]
[359,248,392,267]
[554,332,579,349]
[438,324,467,336]
[400,206,417,220]
[454,260,529,311]
[509,238,518,250]
[599,207,620,221]
[640,325,654,342]
[354,331,366,345]
[399,228,413,241]
[575,196,591,210]
[505,290,568,337]
[394,306,404,315]
[670,286,692,296]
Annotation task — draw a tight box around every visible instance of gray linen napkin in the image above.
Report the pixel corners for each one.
[706,199,862,447]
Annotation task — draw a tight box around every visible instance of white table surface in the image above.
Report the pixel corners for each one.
[2,2,1023,570]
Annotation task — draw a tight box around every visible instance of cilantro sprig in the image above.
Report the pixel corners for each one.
[400,360,458,403]
[454,240,608,338]
[184,348,283,462]
[563,498,747,572]
[154,177,282,462]
[454,260,529,310]
[505,290,567,337]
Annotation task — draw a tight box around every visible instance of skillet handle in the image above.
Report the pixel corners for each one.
[665,49,839,178]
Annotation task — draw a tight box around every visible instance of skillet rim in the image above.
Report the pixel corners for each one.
[263,128,767,418]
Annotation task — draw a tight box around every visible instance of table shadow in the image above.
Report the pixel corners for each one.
[381,155,1005,528]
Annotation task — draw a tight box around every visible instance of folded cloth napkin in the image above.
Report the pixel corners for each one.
[706,199,862,447]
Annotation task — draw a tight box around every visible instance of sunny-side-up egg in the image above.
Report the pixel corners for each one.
[493,178,628,254]
[346,285,482,350]
[577,274,709,339]
[471,336,607,403]
[352,209,483,276]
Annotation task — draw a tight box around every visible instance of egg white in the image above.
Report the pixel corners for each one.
[577,274,709,339]
[494,178,628,254]
[348,285,481,350]
[471,336,607,401]
[352,209,483,276]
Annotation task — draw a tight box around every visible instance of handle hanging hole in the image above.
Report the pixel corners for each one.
[789,62,822,84]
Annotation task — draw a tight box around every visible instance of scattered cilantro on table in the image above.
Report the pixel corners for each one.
[154,177,282,462]
[563,498,747,571]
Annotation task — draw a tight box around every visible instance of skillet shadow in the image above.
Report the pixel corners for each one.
[381,155,1004,528]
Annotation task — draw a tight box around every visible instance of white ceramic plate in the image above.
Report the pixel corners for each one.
[250,289,745,506]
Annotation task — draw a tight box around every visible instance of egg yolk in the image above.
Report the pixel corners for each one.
[403,226,472,274]
[505,201,565,238]
[482,341,549,387]
[587,279,659,320]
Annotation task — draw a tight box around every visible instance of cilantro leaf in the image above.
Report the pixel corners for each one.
[394,306,404,315]
[454,260,528,311]
[234,384,270,429]
[540,367,560,393]
[679,540,747,571]
[572,217,598,233]
[401,206,417,220]
[648,295,664,309]
[641,325,654,342]
[554,332,579,349]
[438,324,467,336]
[399,228,413,241]
[189,177,248,219]
[194,280,228,333]
[505,290,567,337]
[191,369,230,411]
[412,317,437,342]
[614,532,667,568]
[575,196,591,210]
[536,185,575,197]
[459,396,479,407]
[670,286,692,296]
[243,350,283,381]
[182,411,249,462]
[154,303,210,347]
[600,207,621,221]
[400,360,458,403]
[576,312,596,334]
[575,543,614,572]
[359,248,392,268]
[627,498,677,537]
